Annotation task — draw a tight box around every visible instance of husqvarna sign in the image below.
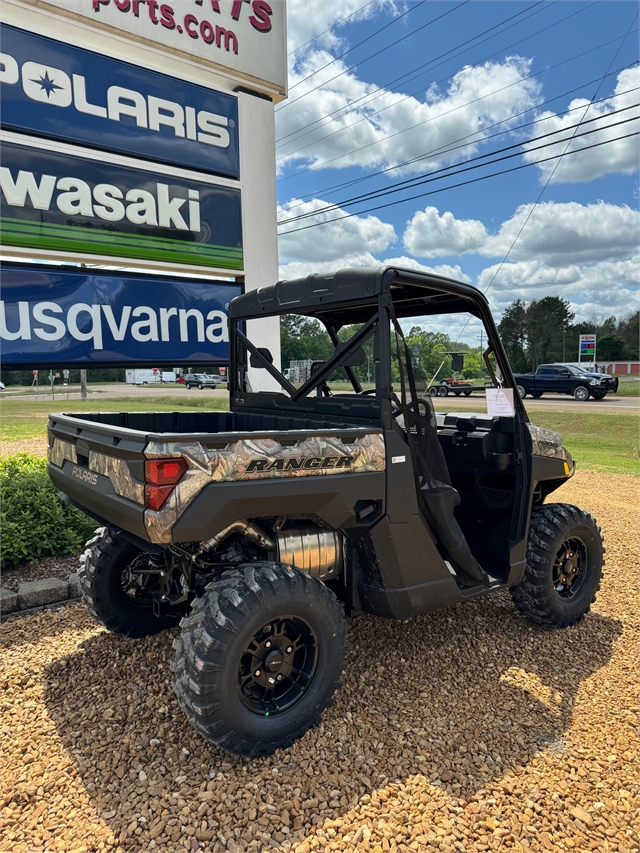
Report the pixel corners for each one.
[1,25,240,178]
[1,264,241,366]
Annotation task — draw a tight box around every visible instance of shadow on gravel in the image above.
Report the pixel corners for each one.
[43,591,622,849]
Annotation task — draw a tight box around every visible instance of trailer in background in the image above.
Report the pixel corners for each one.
[125,369,176,385]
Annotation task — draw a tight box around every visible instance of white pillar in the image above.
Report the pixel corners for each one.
[238,91,281,392]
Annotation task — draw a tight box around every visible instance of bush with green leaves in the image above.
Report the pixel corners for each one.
[0,453,96,569]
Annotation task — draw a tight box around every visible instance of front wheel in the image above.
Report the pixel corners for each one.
[574,385,590,401]
[78,527,184,637]
[591,391,606,400]
[171,564,349,756]
[531,392,543,398]
[510,504,603,627]
[516,384,527,399]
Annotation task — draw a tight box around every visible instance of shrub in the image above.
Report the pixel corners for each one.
[0,453,96,569]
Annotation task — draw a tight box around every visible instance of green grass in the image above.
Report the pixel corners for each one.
[614,378,640,397]
[1,396,637,476]
[0,396,230,442]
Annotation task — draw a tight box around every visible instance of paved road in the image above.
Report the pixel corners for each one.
[3,383,639,413]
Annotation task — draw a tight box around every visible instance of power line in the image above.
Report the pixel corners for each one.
[277,0,553,143]
[279,69,638,215]
[277,20,630,176]
[277,102,639,226]
[276,130,640,237]
[286,0,429,93]
[473,7,639,311]
[287,1,378,57]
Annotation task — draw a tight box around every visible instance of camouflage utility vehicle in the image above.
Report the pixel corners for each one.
[47,267,604,756]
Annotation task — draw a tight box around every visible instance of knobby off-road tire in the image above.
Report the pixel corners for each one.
[79,526,183,638]
[510,504,604,627]
[171,563,349,756]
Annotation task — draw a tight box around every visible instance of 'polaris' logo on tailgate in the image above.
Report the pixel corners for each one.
[72,466,98,485]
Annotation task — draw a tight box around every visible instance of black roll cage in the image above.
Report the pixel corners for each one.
[228,266,525,428]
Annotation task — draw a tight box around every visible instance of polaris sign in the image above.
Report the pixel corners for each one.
[0,265,241,366]
[0,25,240,179]
[1,140,243,271]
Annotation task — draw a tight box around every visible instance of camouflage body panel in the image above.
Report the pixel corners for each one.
[89,451,145,504]
[144,432,386,544]
[49,438,77,468]
[527,424,572,463]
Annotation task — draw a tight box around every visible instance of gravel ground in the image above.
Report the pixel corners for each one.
[1,553,80,592]
[1,470,638,853]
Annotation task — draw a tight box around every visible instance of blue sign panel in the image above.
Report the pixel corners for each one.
[0,25,240,179]
[1,141,243,270]
[0,264,241,366]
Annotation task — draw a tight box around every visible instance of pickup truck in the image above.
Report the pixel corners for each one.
[513,364,618,401]
[47,267,603,757]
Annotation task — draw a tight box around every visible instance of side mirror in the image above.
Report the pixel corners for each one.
[250,347,273,368]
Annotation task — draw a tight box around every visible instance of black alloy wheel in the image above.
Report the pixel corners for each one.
[552,536,589,599]
[238,616,318,716]
[171,563,349,756]
[510,504,603,627]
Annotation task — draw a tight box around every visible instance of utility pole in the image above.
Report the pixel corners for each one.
[80,369,88,401]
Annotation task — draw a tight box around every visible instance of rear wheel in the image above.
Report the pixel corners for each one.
[463,390,472,396]
[429,387,438,397]
[516,384,527,399]
[198,382,203,389]
[510,504,603,627]
[574,385,590,401]
[438,385,449,397]
[78,527,184,637]
[171,563,349,756]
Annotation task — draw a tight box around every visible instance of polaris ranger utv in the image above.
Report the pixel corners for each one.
[47,267,603,756]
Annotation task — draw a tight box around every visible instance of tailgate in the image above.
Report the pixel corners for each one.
[47,413,149,540]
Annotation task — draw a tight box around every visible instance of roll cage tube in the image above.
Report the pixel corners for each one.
[231,314,378,401]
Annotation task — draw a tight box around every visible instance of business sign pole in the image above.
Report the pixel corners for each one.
[579,334,597,370]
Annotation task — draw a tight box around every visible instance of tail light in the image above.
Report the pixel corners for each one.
[144,457,188,511]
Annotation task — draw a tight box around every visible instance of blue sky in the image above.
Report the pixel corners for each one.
[275,0,639,335]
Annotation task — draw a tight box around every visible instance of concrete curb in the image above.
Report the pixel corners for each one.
[0,573,81,621]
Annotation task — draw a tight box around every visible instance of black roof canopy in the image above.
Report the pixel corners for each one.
[229,266,488,327]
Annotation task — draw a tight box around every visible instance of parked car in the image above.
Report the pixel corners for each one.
[513,363,618,401]
[183,374,222,389]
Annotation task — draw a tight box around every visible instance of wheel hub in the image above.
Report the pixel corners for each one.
[237,617,318,716]
[553,537,588,599]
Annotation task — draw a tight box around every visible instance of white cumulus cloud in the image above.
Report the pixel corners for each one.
[276,56,542,175]
[403,207,488,257]
[482,201,640,265]
[522,67,640,184]
[278,197,396,265]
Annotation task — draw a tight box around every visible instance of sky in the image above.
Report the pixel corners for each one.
[275,0,640,338]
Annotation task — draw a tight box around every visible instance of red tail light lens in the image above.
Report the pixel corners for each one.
[144,457,187,510]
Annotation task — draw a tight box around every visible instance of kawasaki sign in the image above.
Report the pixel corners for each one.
[0,264,241,366]
[1,140,243,271]
[1,25,240,179]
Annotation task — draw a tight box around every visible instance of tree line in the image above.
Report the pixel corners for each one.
[281,315,485,384]
[497,297,639,373]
